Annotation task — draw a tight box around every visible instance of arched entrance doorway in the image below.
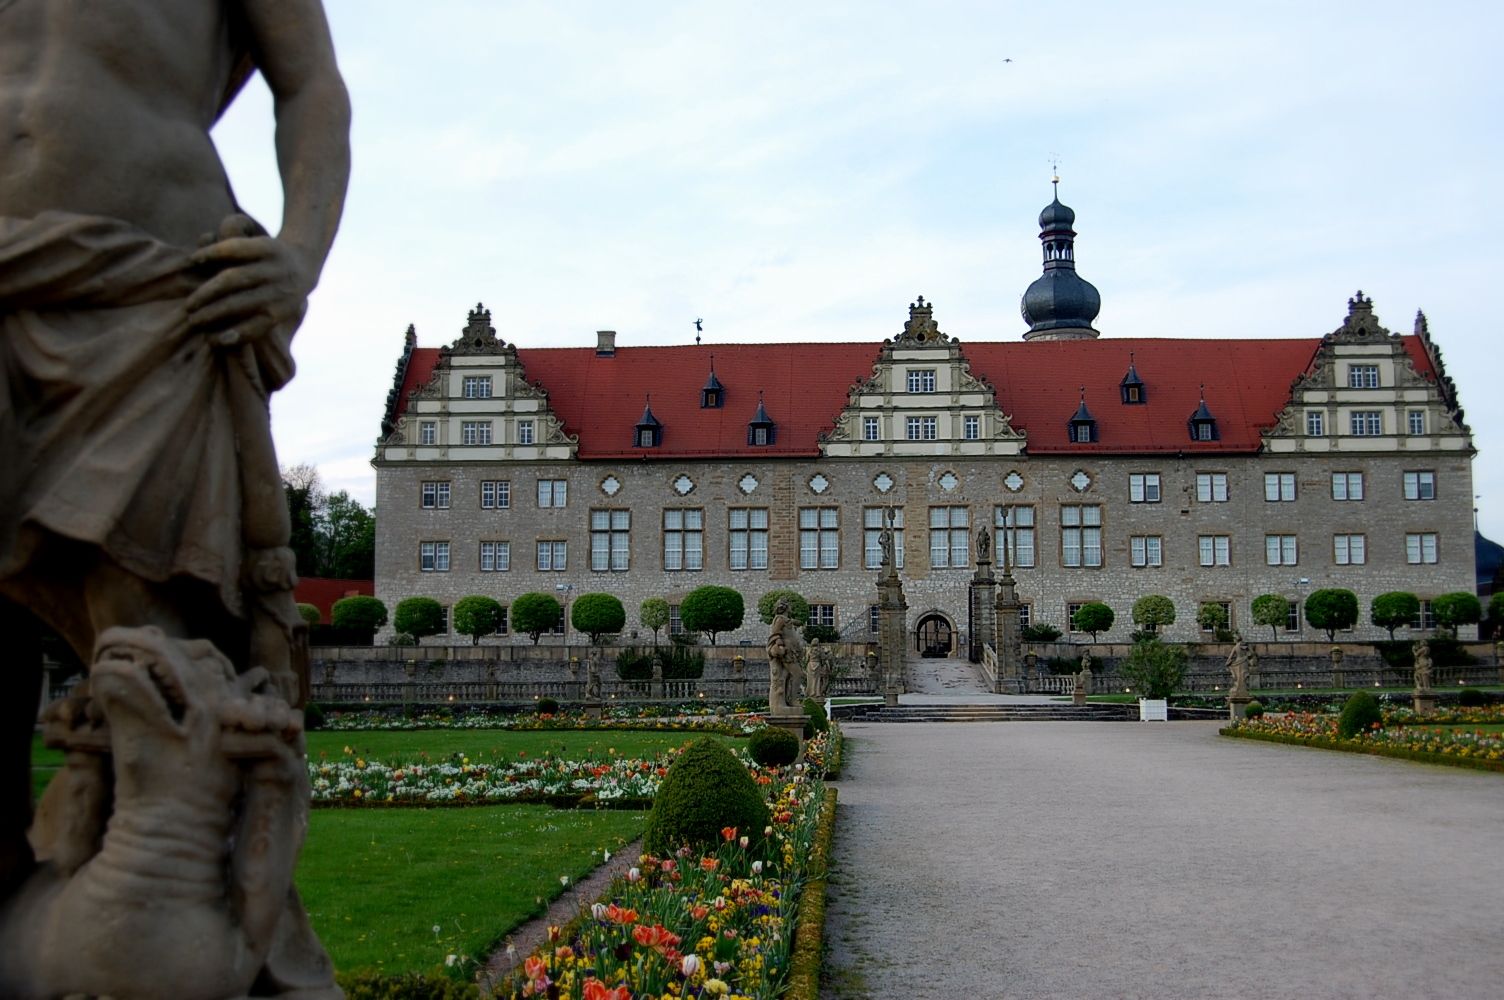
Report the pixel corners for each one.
[916,614,954,658]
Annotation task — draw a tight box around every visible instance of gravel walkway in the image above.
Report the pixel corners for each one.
[821,721,1504,999]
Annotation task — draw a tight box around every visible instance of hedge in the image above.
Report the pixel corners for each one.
[783,787,839,1000]
[1220,727,1504,774]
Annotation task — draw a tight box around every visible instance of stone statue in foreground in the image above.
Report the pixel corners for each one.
[1226,636,1252,699]
[0,0,351,995]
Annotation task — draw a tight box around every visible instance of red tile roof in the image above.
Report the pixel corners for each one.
[294,577,375,624]
[391,336,1437,457]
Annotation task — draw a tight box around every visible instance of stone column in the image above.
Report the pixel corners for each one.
[1329,645,1345,688]
[403,660,417,703]
[994,572,1023,695]
[877,566,908,708]
[969,557,996,667]
[485,662,498,701]
[651,652,665,700]
[321,661,338,702]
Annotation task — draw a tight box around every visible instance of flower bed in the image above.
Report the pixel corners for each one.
[1381,704,1504,726]
[320,708,765,735]
[1224,712,1504,773]
[498,771,833,1000]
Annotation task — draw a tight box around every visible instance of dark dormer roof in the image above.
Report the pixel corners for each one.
[1072,398,1095,423]
[1068,395,1098,442]
[637,399,661,428]
[1188,395,1218,441]
[701,365,725,408]
[635,397,662,447]
[748,394,776,446]
[1119,356,1146,404]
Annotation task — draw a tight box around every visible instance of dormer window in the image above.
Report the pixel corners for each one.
[1119,355,1146,404]
[701,364,725,409]
[748,394,776,447]
[635,398,662,448]
[1068,393,1097,443]
[1188,393,1218,442]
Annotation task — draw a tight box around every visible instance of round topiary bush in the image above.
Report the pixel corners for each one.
[1243,700,1264,719]
[303,702,326,730]
[1458,688,1487,708]
[536,697,560,715]
[643,737,770,857]
[748,726,801,767]
[802,698,829,737]
[296,602,323,625]
[1337,690,1383,739]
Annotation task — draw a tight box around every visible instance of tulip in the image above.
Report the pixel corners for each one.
[547,925,563,942]
[721,826,738,842]
[554,945,574,961]
[712,896,728,911]
[681,954,703,977]
[739,836,749,848]
[591,902,609,921]
[713,961,732,976]
[523,956,548,982]
[690,905,709,920]
[700,857,720,872]
[764,826,773,836]
[751,861,763,874]
[627,867,642,882]
[661,860,676,872]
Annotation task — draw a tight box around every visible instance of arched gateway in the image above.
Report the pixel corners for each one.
[915,613,954,658]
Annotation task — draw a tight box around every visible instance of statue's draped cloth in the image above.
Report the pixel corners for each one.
[0,212,292,619]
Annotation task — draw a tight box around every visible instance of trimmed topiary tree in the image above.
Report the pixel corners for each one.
[680,586,745,643]
[802,698,829,736]
[1131,596,1175,635]
[393,597,445,641]
[1458,688,1487,707]
[640,597,671,645]
[1071,602,1114,641]
[1370,592,1420,641]
[296,602,322,625]
[1118,637,1188,700]
[1250,594,1291,642]
[1337,690,1382,738]
[452,595,504,645]
[1197,601,1230,636]
[1431,592,1483,637]
[331,595,388,636]
[536,697,559,715]
[757,589,809,627]
[1243,700,1265,719]
[748,727,801,768]
[511,592,563,644]
[1305,589,1359,641]
[643,738,771,857]
[572,593,627,644]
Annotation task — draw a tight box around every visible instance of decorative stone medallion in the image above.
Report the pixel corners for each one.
[938,471,960,492]
[738,473,759,495]
[1003,471,1025,492]
[599,475,621,497]
[672,474,696,496]
[808,473,831,495]
[1070,469,1092,492]
[873,472,895,493]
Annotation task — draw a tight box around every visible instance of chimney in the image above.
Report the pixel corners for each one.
[596,330,616,357]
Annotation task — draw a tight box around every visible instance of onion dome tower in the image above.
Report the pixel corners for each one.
[1020,179,1101,341]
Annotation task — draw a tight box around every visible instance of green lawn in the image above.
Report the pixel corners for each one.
[306,728,738,765]
[298,805,645,975]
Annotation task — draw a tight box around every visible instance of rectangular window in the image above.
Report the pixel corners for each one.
[590,510,630,571]
[1060,505,1103,568]
[728,508,769,570]
[1201,601,1233,633]
[436,606,449,637]
[1264,472,1296,502]
[906,416,921,441]
[807,604,836,628]
[1196,473,1229,503]
[419,540,450,572]
[964,415,980,440]
[421,481,451,509]
[1333,534,1366,566]
[1411,600,1437,631]
[995,506,1036,568]
[869,604,880,633]
[494,605,509,635]
[479,540,511,572]
[1403,471,1436,500]
[1129,473,1162,503]
[1198,535,1231,567]
[1130,535,1163,568]
[461,421,492,445]
[536,540,568,571]
[1067,602,1087,633]
[921,416,938,440]
[929,506,970,568]
[799,508,839,570]
[1305,412,1324,437]
[537,480,568,507]
[1331,472,1364,501]
[1285,602,1300,631]
[864,507,905,569]
[517,420,535,445]
[907,369,936,393]
[1350,411,1382,435]
[1018,603,1032,628]
[863,416,880,441]
[663,509,704,571]
[1265,535,1298,566]
[1405,533,1438,564]
[1348,364,1380,388]
[480,480,511,509]
[668,604,683,635]
[420,421,437,445]
[1408,410,1425,435]
[462,376,492,398]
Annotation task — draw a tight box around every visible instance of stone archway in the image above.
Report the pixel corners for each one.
[915,612,955,658]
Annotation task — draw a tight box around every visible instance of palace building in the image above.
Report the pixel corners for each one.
[372,192,1477,651]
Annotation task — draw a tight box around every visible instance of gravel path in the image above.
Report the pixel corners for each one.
[821,721,1504,999]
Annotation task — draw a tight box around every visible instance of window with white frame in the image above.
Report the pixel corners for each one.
[1285,602,1301,631]
[1407,410,1426,435]
[1129,473,1161,503]
[479,540,510,572]
[1403,471,1436,500]
[1305,412,1324,436]
[929,506,970,568]
[964,415,980,440]
[1196,473,1229,502]
[1331,472,1364,501]
[537,480,568,507]
[1198,535,1231,567]
[1130,535,1163,568]
[799,508,840,570]
[421,481,450,509]
[663,509,703,571]
[1264,472,1296,502]
[906,416,921,441]
[420,421,437,445]
[1060,505,1102,568]
[728,508,769,570]
[481,480,510,509]
[807,604,836,629]
[419,540,450,572]
[462,376,492,398]
[1200,601,1233,632]
[1347,364,1379,388]
[1018,604,1032,628]
[1411,600,1437,631]
[668,604,683,635]
[907,369,936,393]
[864,507,904,569]
[863,416,880,441]
[1066,602,1088,633]
[517,420,535,445]
[461,421,491,445]
[1333,534,1366,565]
[590,510,630,571]
[1405,533,1438,564]
[536,540,567,571]
[995,506,1036,568]
[1265,534,1298,566]
[1350,411,1382,435]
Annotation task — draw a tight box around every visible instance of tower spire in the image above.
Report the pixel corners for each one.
[1020,182,1101,341]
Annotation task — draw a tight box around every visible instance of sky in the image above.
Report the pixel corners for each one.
[212,0,1504,540]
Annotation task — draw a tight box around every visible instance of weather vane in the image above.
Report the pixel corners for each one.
[1049,153,1060,192]
[694,317,703,346]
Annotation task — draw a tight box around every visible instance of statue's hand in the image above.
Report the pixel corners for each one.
[186,216,313,347]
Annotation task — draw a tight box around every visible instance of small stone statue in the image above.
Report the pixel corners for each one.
[1226,636,1252,699]
[878,516,896,570]
[766,597,804,715]
[585,658,602,701]
[651,653,664,683]
[1080,650,1094,673]
[1330,645,1345,670]
[976,525,992,562]
[805,639,833,701]
[1412,640,1433,693]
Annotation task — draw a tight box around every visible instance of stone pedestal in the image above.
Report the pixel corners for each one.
[1072,688,1088,707]
[969,558,996,667]
[1228,696,1252,720]
[584,699,603,719]
[402,660,417,703]
[768,712,807,757]
[1413,691,1437,712]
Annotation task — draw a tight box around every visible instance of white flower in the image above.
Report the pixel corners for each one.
[591,902,609,921]
[627,867,642,882]
[751,861,763,874]
[445,954,458,967]
[560,875,569,887]
[681,954,703,976]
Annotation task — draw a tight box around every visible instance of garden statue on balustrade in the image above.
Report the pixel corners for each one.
[1072,650,1092,706]
[0,2,351,997]
[766,597,807,743]
[1226,634,1254,719]
[1413,640,1436,711]
[585,654,603,718]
